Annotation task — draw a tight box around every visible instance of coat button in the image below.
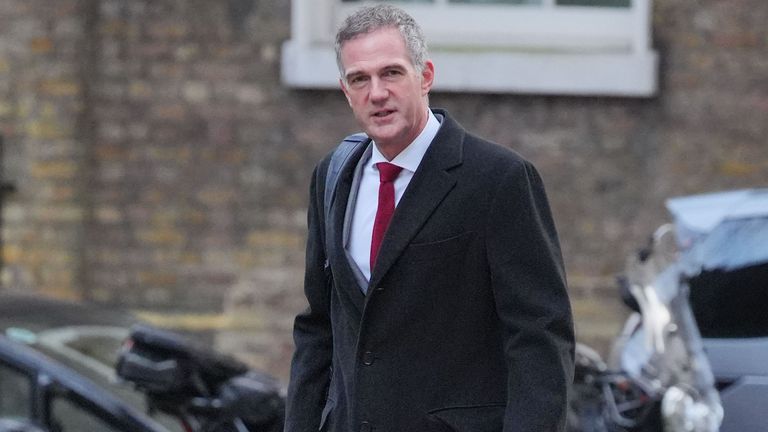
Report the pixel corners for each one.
[360,421,372,432]
[362,351,375,365]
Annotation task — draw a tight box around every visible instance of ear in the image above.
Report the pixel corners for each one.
[340,78,352,105]
[420,60,435,95]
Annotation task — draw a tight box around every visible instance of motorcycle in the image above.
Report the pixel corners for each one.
[567,189,768,431]
[116,324,285,432]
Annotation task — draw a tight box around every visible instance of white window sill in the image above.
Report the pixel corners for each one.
[281,41,658,97]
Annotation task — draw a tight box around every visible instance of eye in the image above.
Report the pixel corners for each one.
[347,75,369,88]
[382,69,403,79]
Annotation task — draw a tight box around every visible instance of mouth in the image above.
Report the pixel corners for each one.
[371,109,395,119]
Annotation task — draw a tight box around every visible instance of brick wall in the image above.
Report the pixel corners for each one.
[1,0,766,378]
[0,0,90,300]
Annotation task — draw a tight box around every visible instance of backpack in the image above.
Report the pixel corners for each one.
[323,133,369,268]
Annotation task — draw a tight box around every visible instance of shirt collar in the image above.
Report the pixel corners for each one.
[370,109,441,173]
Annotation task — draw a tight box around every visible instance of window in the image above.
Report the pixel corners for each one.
[50,393,124,432]
[0,361,33,420]
[341,0,630,6]
[691,267,768,339]
[282,0,657,96]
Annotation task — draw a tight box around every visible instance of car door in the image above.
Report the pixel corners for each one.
[1,336,167,432]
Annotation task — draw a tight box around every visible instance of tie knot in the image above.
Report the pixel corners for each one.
[376,162,403,183]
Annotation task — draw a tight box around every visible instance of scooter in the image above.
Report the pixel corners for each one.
[116,324,285,432]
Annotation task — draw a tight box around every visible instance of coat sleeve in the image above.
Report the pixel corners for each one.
[486,160,575,432]
[284,163,334,432]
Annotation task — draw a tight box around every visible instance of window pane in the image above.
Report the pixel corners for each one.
[556,0,630,7]
[0,362,32,419]
[51,395,124,432]
[341,0,545,4]
[341,0,434,3]
[449,0,541,3]
[340,0,630,7]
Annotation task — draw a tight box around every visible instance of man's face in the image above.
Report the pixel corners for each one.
[339,27,434,159]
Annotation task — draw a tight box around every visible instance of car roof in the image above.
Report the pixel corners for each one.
[666,188,768,234]
[664,189,768,273]
[0,293,137,334]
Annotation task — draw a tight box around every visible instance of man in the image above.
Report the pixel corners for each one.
[285,4,574,432]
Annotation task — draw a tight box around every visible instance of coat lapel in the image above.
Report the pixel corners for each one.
[367,110,465,294]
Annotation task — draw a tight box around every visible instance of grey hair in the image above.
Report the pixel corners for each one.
[335,4,429,78]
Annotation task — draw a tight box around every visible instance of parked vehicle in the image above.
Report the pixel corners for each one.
[672,189,768,432]
[116,324,284,432]
[0,294,284,432]
[569,188,768,432]
[0,293,171,432]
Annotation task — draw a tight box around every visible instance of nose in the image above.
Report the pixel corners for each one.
[369,77,388,103]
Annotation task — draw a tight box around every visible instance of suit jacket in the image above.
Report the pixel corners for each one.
[284,109,574,432]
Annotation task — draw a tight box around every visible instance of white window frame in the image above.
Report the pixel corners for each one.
[281,0,658,96]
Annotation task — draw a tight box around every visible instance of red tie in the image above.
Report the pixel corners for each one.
[371,162,403,270]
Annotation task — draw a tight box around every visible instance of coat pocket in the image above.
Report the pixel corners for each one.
[404,231,476,263]
[427,403,506,432]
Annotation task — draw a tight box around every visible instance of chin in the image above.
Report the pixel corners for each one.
[366,126,403,144]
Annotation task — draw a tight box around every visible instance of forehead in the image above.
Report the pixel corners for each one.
[340,27,412,74]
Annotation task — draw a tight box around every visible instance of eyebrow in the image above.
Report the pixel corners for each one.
[344,62,407,81]
[344,70,365,82]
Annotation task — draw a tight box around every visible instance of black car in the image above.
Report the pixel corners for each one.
[0,293,181,432]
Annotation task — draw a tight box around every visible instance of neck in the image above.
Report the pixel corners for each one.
[378,144,406,161]
[376,108,430,160]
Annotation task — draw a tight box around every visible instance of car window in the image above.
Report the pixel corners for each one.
[690,262,768,338]
[64,335,122,366]
[49,394,123,432]
[0,361,32,420]
[32,331,182,432]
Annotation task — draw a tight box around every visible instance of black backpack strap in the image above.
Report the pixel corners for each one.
[323,133,368,266]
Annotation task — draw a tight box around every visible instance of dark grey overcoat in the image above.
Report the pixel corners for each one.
[284,109,574,432]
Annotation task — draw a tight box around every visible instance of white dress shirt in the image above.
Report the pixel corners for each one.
[346,110,441,282]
